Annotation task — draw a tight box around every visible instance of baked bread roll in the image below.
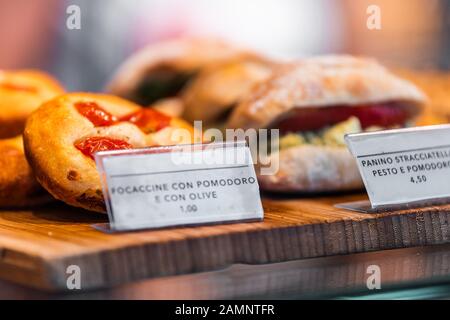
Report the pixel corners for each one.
[107,38,261,106]
[0,136,52,207]
[151,97,185,118]
[0,70,63,208]
[227,55,426,192]
[24,93,199,212]
[181,57,274,125]
[0,70,64,138]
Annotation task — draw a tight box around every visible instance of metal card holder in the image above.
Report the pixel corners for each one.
[337,125,450,214]
[92,140,264,232]
[335,197,450,214]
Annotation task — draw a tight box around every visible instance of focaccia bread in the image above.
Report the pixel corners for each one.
[0,70,64,138]
[0,136,52,207]
[107,38,260,106]
[0,70,63,207]
[24,93,199,212]
[227,55,426,192]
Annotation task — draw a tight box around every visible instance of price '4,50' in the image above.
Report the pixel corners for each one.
[410,175,427,184]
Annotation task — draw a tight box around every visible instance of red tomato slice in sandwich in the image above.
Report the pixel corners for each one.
[273,103,411,134]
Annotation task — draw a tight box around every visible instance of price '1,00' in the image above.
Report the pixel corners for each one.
[180,204,198,213]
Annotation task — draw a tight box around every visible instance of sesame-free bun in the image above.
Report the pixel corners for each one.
[227,55,426,130]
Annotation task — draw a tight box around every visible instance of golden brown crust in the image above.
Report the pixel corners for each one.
[181,56,275,124]
[0,70,64,138]
[0,136,52,207]
[0,70,63,207]
[151,98,185,117]
[107,38,261,101]
[227,55,426,130]
[24,93,199,213]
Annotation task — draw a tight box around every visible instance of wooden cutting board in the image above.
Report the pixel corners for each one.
[0,193,449,291]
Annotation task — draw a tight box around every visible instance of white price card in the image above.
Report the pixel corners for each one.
[95,141,264,231]
[345,125,450,209]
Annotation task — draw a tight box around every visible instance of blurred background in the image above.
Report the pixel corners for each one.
[0,0,448,94]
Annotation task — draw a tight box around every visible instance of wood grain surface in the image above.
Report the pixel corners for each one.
[0,193,449,291]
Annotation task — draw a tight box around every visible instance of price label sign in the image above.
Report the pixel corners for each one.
[345,125,450,209]
[95,141,264,231]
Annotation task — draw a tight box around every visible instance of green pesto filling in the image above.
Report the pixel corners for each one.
[133,71,195,105]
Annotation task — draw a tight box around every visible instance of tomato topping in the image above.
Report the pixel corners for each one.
[75,101,171,133]
[273,103,411,134]
[75,137,132,159]
[75,102,118,127]
[120,109,171,133]
[0,82,37,92]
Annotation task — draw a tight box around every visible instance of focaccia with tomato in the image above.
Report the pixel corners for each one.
[0,70,63,138]
[227,56,426,192]
[0,70,63,208]
[24,93,198,212]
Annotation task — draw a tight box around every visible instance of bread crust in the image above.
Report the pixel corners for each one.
[107,38,259,101]
[0,70,63,207]
[0,70,64,138]
[24,93,198,213]
[151,98,185,117]
[0,136,52,207]
[181,56,275,124]
[227,55,426,130]
[258,145,363,192]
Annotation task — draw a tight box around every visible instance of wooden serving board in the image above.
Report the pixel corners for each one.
[0,193,449,291]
